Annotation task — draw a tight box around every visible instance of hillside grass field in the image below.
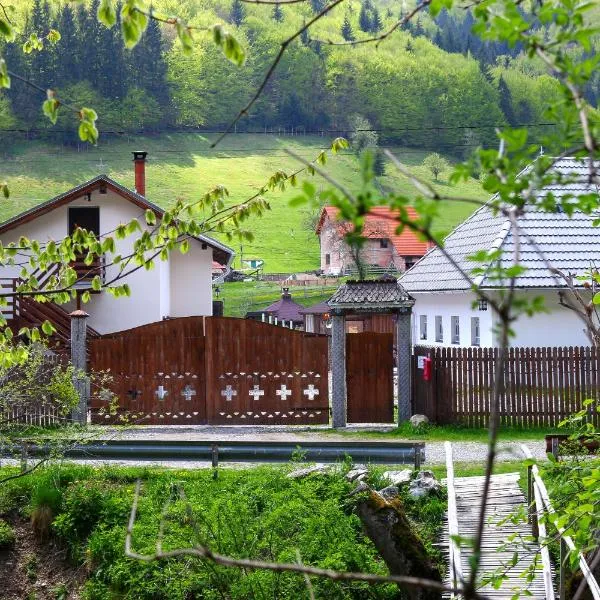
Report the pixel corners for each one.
[0,133,486,272]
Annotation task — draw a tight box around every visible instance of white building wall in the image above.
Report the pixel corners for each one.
[169,241,213,318]
[491,289,592,347]
[412,289,593,348]
[412,291,495,347]
[0,187,214,334]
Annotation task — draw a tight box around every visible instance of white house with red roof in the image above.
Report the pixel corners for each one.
[0,152,234,336]
[315,206,430,276]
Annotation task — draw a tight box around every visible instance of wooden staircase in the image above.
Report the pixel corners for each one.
[1,264,100,353]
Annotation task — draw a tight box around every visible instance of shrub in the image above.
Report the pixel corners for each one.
[0,518,15,548]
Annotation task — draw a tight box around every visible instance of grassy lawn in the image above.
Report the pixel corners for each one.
[316,422,563,442]
[1,134,485,272]
[219,279,340,317]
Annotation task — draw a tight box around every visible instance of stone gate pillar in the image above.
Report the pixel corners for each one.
[70,310,90,425]
[330,311,347,428]
[396,308,413,424]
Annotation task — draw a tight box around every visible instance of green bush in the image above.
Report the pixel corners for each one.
[1,464,446,599]
[0,518,15,548]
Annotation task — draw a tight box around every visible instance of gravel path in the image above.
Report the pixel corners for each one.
[17,425,546,468]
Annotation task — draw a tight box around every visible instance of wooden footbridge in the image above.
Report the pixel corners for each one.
[442,442,600,600]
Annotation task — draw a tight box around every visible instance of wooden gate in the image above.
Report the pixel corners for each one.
[346,332,394,423]
[90,317,329,425]
[90,317,206,425]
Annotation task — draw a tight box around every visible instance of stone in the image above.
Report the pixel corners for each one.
[346,468,368,482]
[287,465,330,479]
[409,414,429,427]
[408,470,441,498]
[378,485,400,500]
[348,481,371,497]
[382,469,412,486]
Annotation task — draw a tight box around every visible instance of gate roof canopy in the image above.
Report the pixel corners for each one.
[329,279,415,314]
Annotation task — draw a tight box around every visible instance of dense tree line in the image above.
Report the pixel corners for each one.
[0,0,589,153]
[1,0,169,142]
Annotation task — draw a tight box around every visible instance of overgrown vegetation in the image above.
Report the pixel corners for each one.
[0,463,448,599]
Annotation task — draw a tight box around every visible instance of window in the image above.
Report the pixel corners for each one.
[435,316,443,343]
[451,316,460,344]
[325,253,331,265]
[380,239,389,248]
[471,317,480,346]
[419,315,427,340]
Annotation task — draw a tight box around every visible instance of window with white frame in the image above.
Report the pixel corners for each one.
[451,316,460,344]
[471,316,480,346]
[419,315,427,340]
[435,316,443,342]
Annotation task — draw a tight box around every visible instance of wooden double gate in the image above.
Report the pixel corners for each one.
[90,317,329,425]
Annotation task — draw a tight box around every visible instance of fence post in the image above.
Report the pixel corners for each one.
[559,537,567,600]
[70,309,90,425]
[397,308,413,423]
[330,312,347,428]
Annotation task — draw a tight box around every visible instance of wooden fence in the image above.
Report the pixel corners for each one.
[413,345,600,427]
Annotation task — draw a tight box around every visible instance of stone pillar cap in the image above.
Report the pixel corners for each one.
[69,309,89,318]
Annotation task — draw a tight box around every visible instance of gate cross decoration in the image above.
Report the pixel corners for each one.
[181,385,196,401]
[276,384,292,400]
[155,385,168,401]
[221,385,237,401]
[303,384,319,401]
[249,385,265,401]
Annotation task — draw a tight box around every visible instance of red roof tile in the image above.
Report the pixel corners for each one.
[315,206,430,256]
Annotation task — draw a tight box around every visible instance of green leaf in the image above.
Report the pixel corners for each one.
[42,95,60,124]
[0,18,16,43]
[210,24,245,66]
[593,292,600,305]
[47,29,61,44]
[41,320,55,335]
[179,239,190,254]
[145,209,156,225]
[98,0,117,27]
[0,58,10,88]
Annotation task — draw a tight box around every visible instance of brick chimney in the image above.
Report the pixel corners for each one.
[132,151,147,196]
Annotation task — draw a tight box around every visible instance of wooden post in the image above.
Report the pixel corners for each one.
[70,310,90,425]
[331,311,347,428]
[212,443,219,479]
[396,308,413,423]
[559,537,567,600]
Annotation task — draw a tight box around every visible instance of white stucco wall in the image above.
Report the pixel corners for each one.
[0,187,215,334]
[169,241,213,318]
[412,291,495,347]
[412,289,593,348]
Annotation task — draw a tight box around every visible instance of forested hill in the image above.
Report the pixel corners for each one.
[2,0,597,153]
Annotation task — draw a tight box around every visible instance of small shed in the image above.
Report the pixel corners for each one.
[246,287,304,328]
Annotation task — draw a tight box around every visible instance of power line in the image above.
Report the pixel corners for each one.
[0,122,558,135]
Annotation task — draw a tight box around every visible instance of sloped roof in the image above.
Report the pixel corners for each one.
[0,174,234,265]
[316,206,430,256]
[399,158,600,292]
[262,291,305,322]
[298,300,331,315]
[329,279,414,310]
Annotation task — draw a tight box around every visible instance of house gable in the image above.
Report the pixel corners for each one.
[0,175,233,265]
[400,157,600,293]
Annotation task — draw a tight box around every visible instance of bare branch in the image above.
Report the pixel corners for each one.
[210,0,347,147]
